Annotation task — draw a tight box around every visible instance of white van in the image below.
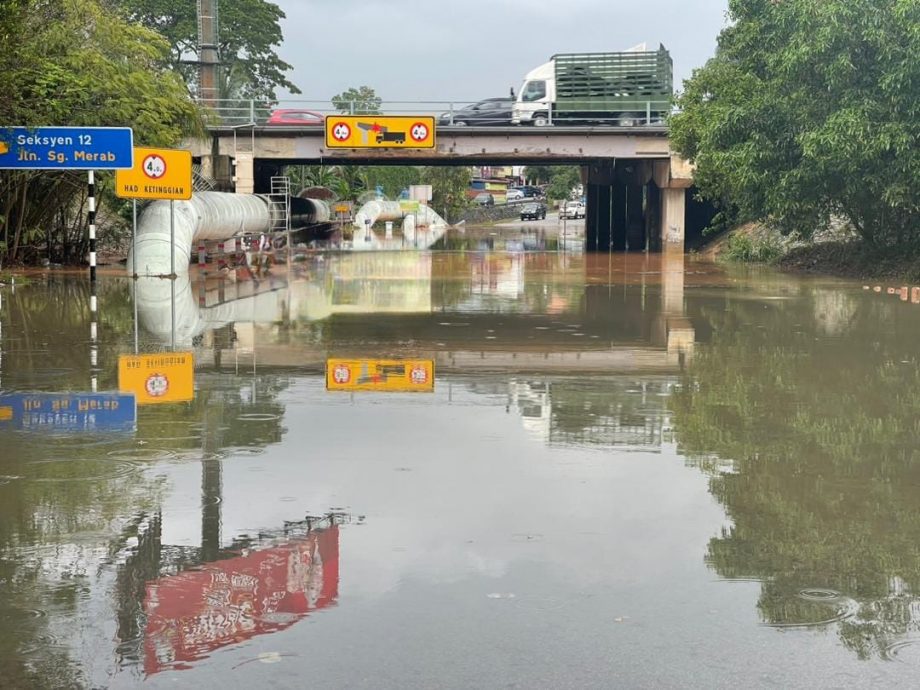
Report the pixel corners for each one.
[560,201,585,219]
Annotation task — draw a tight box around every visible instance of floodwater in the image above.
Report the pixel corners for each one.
[1,251,919,689]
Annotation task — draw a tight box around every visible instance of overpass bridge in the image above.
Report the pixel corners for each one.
[187,116,695,252]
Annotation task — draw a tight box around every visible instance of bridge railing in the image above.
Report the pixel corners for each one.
[198,99,674,128]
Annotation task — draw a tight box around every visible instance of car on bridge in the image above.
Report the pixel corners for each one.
[520,201,547,221]
[438,98,514,127]
[266,109,324,126]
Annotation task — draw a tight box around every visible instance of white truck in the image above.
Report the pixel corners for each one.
[511,44,673,127]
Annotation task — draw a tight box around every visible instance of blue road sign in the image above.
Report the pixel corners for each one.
[0,127,134,170]
[0,393,137,432]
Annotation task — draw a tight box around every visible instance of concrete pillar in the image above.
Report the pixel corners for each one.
[625,183,645,251]
[660,188,686,252]
[199,154,234,191]
[610,180,627,251]
[234,152,254,194]
[645,184,661,252]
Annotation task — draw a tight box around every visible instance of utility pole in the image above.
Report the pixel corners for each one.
[197,0,220,106]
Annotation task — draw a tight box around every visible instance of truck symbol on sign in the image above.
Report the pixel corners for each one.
[376,131,406,144]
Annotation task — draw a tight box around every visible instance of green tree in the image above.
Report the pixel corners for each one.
[116,0,300,101]
[365,166,422,199]
[424,167,472,223]
[670,0,919,246]
[332,86,382,115]
[523,166,553,185]
[545,166,581,203]
[0,0,204,263]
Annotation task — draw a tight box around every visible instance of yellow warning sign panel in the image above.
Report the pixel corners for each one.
[326,359,434,392]
[325,116,436,149]
[118,352,195,405]
[115,147,192,200]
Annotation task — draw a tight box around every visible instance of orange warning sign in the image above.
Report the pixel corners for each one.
[326,358,434,392]
[118,352,194,405]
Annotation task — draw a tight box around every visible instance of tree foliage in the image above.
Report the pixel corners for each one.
[424,167,472,222]
[670,0,919,246]
[0,0,204,263]
[116,0,300,100]
[545,166,581,202]
[332,86,382,115]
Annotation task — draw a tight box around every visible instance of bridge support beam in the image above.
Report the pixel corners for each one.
[660,188,686,251]
[625,184,645,251]
[233,152,254,194]
[199,154,234,191]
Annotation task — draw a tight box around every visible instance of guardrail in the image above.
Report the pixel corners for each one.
[197,99,674,129]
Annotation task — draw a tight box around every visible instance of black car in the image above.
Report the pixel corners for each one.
[438,98,514,126]
[520,202,547,221]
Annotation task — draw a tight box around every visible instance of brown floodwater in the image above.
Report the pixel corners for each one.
[1,251,919,688]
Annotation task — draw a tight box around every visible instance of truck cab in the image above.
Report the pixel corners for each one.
[511,61,556,126]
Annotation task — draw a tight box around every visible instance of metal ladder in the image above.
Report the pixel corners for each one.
[269,176,292,262]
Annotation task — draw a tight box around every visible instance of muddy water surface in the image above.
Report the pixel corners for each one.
[1,252,919,688]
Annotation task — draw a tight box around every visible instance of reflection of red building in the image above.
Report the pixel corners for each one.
[144,527,339,674]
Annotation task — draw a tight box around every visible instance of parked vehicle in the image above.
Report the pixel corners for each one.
[266,109,325,126]
[506,189,525,202]
[520,202,547,221]
[560,201,585,219]
[473,193,495,207]
[438,98,515,126]
[511,44,672,127]
[511,185,543,198]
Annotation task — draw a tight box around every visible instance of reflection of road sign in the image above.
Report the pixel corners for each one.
[326,358,435,392]
[331,122,351,141]
[0,393,136,431]
[410,122,429,141]
[116,147,192,200]
[0,126,134,170]
[118,352,194,405]
[325,116,435,149]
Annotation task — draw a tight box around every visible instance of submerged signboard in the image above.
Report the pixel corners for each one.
[326,358,435,392]
[0,393,136,431]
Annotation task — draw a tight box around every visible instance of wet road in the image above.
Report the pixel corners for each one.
[1,251,920,688]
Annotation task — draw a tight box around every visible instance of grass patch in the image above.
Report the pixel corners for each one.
[720,231,784,264]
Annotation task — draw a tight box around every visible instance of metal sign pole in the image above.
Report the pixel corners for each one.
[132,199,138,278]
[170,278,176,352]
[133,279,139,355]
[88,171,96,282]
[169,200,175,278]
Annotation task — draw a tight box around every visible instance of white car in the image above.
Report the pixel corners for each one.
[560,201,585,219]
[506,189,525,202]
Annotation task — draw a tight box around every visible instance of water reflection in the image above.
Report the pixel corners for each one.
[6,253,920,684]
[671,281,920,659]
[143,516,341,674]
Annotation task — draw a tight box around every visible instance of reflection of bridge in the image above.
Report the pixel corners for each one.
[136,252,695,375]
[186,125,696,252]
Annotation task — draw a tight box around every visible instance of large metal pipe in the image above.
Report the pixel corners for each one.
[352,200,448,250]
[127,192,331,277]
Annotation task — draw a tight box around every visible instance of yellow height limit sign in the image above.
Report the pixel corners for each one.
[118,352,195,405]
[326,358,434,392]
[115,146,192,200]
[325,116,436,149]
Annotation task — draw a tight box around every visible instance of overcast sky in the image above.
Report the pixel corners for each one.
[272,0,730,105]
